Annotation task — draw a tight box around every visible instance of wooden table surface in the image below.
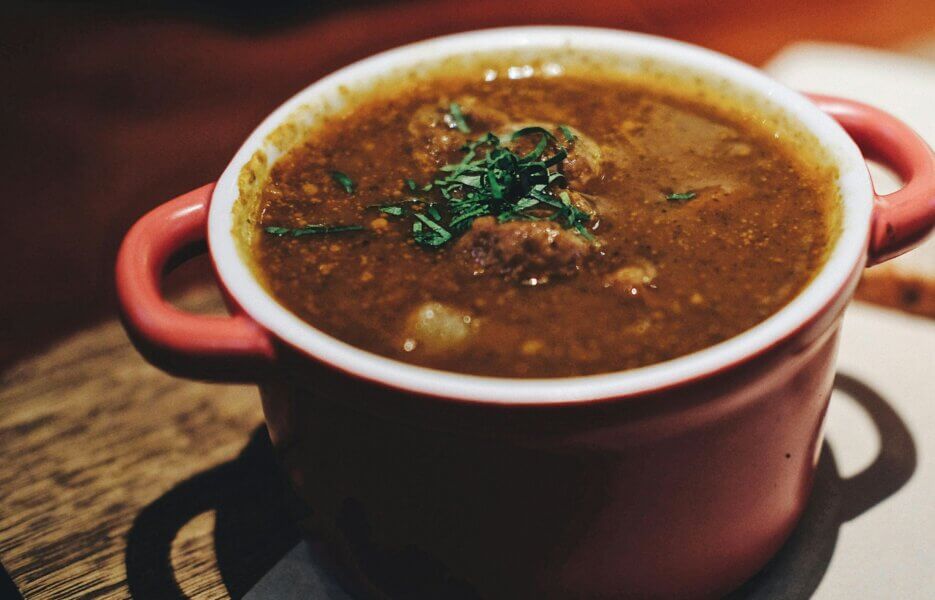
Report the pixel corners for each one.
[0,290,269,599]
[2,2,934,598]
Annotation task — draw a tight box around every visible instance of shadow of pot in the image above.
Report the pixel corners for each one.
[124,371,915,599]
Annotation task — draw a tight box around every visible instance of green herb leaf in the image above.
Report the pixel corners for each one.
[405,178,418,191]
[543,148,568,168]
[412,213,452,247]
[559,124,577,143]
[559,191,576,226]
[330,171,355,194]
[487,170,505,201]
[548,171,566,185]
[394,126,594,247]
[380,206,405,216]
[510,126,556,142]
[449,102,471,133]
[514,197,540,210]
[573,222,596,242]
[265,224,364,237]
[666,191,696,201]
[522,134,550,161]
[368,197,425,213]
[449,206,490,228]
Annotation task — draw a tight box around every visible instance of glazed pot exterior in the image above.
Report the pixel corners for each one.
[114,27,935,600]
[258,282,852,599]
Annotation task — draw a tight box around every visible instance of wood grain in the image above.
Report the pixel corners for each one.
[0,289,262,599]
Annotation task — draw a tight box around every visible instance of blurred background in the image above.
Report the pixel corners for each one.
[2,0,934,368]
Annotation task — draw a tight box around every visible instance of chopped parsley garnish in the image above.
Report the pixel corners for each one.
[330,170,355,194]
[558,124,577,143]
[448,102,471,133]
[372,127,594,248]
[369,197,426,212]
[412,212,453,247]
[666,191,696,201]
[379,206,405,216]
[511,126,556,142]
[265,224,364,237]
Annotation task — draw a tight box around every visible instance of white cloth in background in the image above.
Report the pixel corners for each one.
[767,42,935,599]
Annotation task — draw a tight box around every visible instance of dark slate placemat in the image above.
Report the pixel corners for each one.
[244,541,354,600]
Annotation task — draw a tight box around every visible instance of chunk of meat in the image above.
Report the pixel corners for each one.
[408,96,509,171]
[456,216,591,283]
[455,96,511,129]
[402,301,477,355]
[559,126,603,190]
[408,105,466,172]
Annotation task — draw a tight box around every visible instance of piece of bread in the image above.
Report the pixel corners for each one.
[765,42,935,317]
[856,161,935,317]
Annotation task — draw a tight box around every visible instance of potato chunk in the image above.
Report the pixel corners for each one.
[402,301,476,355]
[603,260,658,302]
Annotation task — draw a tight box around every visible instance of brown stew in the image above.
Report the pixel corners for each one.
[250,67,837,377]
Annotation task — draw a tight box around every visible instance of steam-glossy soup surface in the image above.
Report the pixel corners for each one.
[251,64,837,377]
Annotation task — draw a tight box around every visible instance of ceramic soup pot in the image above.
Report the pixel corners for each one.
[116,27,935,599]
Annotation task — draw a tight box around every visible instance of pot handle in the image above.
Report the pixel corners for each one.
[807,94,935,265]
[116,183,274,381]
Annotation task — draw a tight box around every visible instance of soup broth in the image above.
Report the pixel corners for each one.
[248,62,838,377]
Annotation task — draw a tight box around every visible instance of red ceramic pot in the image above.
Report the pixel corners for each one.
[116,28,935,599]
